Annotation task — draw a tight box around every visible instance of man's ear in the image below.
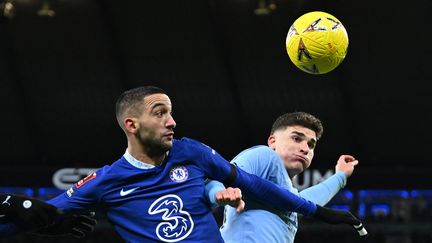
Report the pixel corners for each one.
[124,117,139,133]
[268,135,276,150]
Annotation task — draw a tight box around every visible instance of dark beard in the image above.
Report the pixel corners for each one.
[143,137,171,158]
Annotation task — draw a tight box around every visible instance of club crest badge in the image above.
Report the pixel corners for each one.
[169,166,189,183]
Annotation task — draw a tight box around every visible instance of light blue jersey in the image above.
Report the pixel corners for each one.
[207,145,346,243]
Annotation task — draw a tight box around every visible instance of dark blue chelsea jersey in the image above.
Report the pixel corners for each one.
[48,137,231,243]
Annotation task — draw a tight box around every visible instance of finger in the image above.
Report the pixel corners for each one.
[77,215,97,226]
[342,155,355,162]
[219,191,229,202]
[348,160,359,166]
[77,222,95,232]
[233,189,242,200]
[225,188,236,200]
[215,191,224,202]
[71,228,85,238]
[236,200,245,213]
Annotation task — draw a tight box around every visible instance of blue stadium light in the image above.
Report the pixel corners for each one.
[411,190,432,197]
[343,190,353,200]
[358,203,366,219]
[0,187,34,196]
[330,204,351,211]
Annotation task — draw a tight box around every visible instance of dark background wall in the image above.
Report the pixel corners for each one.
[1,0,431,188]
[1,0,432,242]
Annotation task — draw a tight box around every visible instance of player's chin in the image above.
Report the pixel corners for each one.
[287,162,305,173]
[161,139,173,149]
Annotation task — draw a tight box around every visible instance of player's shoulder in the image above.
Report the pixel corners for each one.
[174,137,213,151]
[175,137,203,146]
[235,145,276,159]
[83,157,126,183]
[232,145,280,166]
[172,137,220,163]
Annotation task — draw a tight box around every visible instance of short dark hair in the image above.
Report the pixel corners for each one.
[115,86,166,130]
[270,112,324,140]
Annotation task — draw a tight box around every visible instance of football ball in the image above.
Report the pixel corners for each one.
[286,11,349,74]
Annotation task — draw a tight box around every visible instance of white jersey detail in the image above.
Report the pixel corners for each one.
[148,194,194,242]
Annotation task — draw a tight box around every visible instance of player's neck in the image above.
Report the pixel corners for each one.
[127,142,167,166]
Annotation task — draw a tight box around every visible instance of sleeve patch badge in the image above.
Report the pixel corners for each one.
[75,172,97,189]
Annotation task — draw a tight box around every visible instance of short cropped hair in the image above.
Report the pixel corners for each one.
[115,86,166,131]
[270,112,324,140]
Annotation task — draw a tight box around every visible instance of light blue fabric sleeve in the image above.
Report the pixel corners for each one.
[230,146,317,216]
[205,145,291,208]
[233,145,285,182]
[204,145,273,208]
[205,180,226,208]
[298,171,346,206]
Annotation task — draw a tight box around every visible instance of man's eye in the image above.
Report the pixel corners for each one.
[155,111,163,117]
[292,136,301,142]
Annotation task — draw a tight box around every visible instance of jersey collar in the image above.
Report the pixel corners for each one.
[123,150,170,169]
[123,150,156,170]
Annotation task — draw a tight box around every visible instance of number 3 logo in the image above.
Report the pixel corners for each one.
[148,194,194,242]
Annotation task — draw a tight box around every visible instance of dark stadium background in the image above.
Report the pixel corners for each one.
[1,0,431,242]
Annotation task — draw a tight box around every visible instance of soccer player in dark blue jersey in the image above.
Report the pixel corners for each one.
[0,86,363,242]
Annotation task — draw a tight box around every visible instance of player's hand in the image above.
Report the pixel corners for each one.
[32,212,97,238]
[215,187,245,213]
[335,155,359,178]
[0,194,62,228]
[314,205,368,239]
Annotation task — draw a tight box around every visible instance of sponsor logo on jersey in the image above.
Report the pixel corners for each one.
[148,194,194,242]
[120,187,140,197]
[169,166,188,183]
[75,172,97,189]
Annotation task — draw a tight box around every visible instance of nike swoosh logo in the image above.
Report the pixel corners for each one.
[120,187,139,197]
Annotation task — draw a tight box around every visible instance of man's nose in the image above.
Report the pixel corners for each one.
[166,114,176,128]
[299,141,309,154]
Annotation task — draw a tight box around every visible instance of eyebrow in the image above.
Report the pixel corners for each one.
[150,103,168,111]
[292,131,317,145]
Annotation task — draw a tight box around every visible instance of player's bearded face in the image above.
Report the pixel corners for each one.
[268,126,316,178]
[138,94,176,152]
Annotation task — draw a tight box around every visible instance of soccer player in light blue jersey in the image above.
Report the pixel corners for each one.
[207,112,360,243]
[0,88,363,241]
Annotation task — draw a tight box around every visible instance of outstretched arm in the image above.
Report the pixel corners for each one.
[0,168,103,238]
[226,165,367,238]
[190,139,367,237]
[0,193,62,237]
[300,155,358,206]
[299,172,346,206]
